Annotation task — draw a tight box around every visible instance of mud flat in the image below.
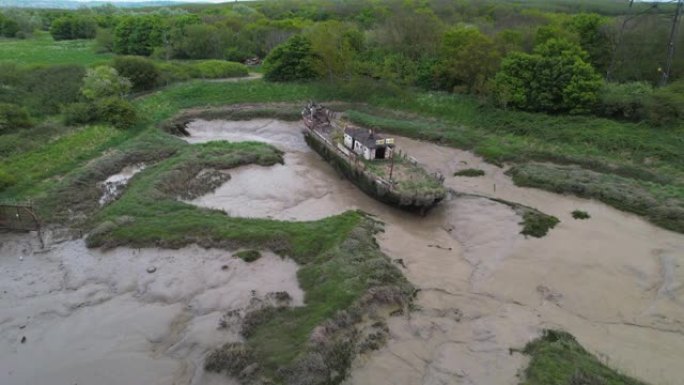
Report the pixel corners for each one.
[0,233,303,385]
[184,119,684,385]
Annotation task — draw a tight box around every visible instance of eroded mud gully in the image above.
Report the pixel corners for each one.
[1,118,683,385]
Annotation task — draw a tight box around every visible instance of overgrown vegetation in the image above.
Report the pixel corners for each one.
[508,163,684,233]
[572,210,591,220]
[520,330,647,385]
[454,168,485,177]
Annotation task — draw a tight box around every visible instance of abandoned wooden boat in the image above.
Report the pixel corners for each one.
[302,102,447,214]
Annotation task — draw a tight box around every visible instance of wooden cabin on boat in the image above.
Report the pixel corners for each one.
[343,128,395,161]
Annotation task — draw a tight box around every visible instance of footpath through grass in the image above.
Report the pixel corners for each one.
[0,32,112,66]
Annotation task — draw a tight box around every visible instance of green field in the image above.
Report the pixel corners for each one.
[0,32,112,66]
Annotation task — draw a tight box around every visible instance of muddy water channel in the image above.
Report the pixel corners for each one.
[1,118,682,385]
[185,120,684,385]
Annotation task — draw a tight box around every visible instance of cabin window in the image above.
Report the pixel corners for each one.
[375,147,386,159]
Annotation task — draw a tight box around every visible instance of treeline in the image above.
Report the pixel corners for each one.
[1,0,683,125]
[0,58,247,134]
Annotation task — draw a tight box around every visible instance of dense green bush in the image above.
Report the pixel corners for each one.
[646,80,684,126]
[192,60,248,79]
[23,64,86,115]
[49,16,97,40]
[94,97,138,129]
[0,169,17,191]
[0,103,32,133]
[156,62,196,85]
[81,66,132,100]
[113,15,164,56]
[494,39,602,114]
[595,82,652,121]
[62,102,97,126]
[263,35,318,82]
[112,56,160,92]
[0,17,20,38]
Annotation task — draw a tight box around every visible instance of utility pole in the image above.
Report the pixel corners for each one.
[607,1,659,81]
[661,0,684,86]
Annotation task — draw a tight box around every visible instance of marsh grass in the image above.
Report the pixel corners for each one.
[521,330,648,385]
[572,210,591,220]
[454,168,485,177]
[508,163,684,233]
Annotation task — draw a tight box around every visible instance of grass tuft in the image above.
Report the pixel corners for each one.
[235,249,262,263]
[572,210,591,220]
[454,168,485,177]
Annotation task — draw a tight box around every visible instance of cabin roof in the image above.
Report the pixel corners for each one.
[345,127,392,149]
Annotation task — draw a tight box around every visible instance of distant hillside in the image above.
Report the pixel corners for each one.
[0,0,223,9]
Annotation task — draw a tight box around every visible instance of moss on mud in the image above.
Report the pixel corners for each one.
[235,250,262,263]
[521,330,648,385]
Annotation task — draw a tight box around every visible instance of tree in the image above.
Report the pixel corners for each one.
[112,56,159,92]
[1,18,19,38]
[172,24,231,59]
[50,16,97,40]
[263,34,317,82]
[306,21,360,80]
[372,5,443,60]
[567,13,614,74]
[81,66,132,100]
[434,26,501,93]
[113,15,165,56]
[494,39,602,114]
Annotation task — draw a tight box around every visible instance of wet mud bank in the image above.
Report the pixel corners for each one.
[182,118,684,385]
[0,232,303,385]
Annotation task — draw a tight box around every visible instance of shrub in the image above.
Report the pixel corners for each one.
[192,60,248,79]
[1,18,19,38]
[112,56,160,92]
[62,102,97,126]
[0,169,17,191]
[94,97,138,129]
[263,34,317,82]
[94,28,114,53]
[156,62,195,86]
[494,39,602,114]
[23,64,86,115]
[571,210,591,219]
[0,103,32,133]
[50,16,97,40]
[520,211,560,237]
[454,168,485,177]
[646,80,684,126]
[596,82,652,121]
[81,66,132,100]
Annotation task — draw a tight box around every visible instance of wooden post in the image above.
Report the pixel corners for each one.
[389,149,395,181]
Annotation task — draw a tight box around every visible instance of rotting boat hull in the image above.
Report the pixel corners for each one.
[303,129,445,215]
